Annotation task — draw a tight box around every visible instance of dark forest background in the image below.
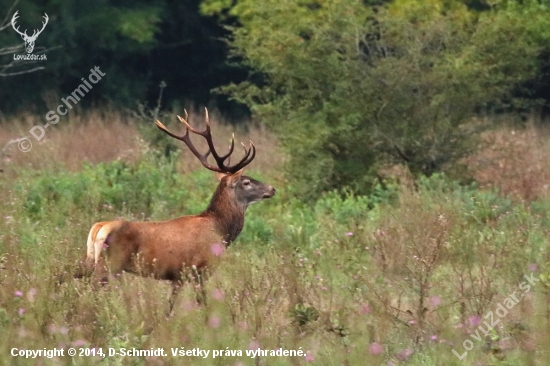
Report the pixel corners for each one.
[0,0,250,118]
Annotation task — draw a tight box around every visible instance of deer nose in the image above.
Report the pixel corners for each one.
[264,186,276,198]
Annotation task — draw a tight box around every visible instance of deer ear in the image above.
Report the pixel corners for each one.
[233,168,245,178]
[226,169,244,187]
[215,172,226,181]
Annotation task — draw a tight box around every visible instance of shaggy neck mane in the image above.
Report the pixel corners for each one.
[201,182,246,244]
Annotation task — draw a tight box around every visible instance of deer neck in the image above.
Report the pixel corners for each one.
[202,186,246,244]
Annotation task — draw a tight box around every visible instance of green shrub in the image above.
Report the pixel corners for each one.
[18,154,218,225]
[204,0,550,200]
[418,173,515,223]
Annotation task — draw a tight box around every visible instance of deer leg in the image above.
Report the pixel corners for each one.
[90,257,111,290]
[191,266,208,307]
[167,281,181,316]
[73,258,93,280]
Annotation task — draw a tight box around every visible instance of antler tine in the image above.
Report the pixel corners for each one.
[201,107,224,159]
[11,11,28,37]
[244,141,256,166]
[217,133,235,162]
[228,141,256,172]
[154,120,183,140]
[32,13,48,38]
[177,110,201,134]
[156,118,222,173]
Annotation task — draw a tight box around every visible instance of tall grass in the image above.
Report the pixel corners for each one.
[468,120,550,201]
[0,111,549,365]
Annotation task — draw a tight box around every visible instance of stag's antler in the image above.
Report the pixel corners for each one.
[30,13,48,40]
[155,108,256,174]
[11,11,48,40]
[11,11,27,38]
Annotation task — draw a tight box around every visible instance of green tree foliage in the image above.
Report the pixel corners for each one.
[203,0,550,200]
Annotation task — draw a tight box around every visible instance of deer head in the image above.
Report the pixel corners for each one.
[11,11,49,54]
[155,109,275,212]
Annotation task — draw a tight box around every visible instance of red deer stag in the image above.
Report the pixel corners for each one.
[83,109,275,312]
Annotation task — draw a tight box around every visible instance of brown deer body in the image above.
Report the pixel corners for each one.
[83,110,275,311]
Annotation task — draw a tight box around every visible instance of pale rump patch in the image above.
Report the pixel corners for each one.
[86,223,103,261]
[86,222,118,265]
[93,226,113,264]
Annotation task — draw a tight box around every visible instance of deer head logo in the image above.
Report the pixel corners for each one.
[11,11,49,54]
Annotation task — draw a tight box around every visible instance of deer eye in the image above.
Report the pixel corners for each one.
[243,179,251,186]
